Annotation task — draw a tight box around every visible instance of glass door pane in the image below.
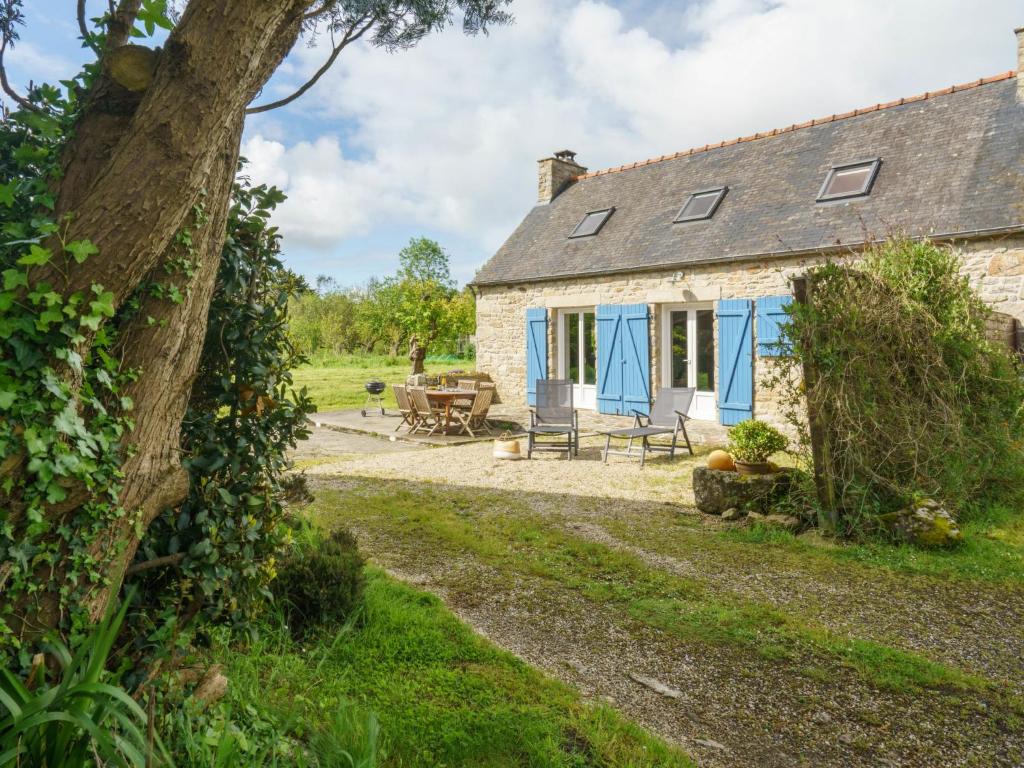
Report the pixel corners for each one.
[583,312,596,385]
[696,309,714,391]
[565,312,580,385]
[670,310,688,387]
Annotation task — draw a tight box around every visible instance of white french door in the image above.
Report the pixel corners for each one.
[661,304,717,421]
[557,308,597,410]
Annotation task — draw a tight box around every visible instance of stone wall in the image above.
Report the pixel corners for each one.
[474,234,1024,432]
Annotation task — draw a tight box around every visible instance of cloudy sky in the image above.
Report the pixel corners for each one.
[6,1,1022,286]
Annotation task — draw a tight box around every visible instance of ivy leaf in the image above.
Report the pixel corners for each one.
[46,483,67,504]
[53,403,86,437]
[2,269,28,291]
[17,244,52,267]
[0,390,15,410]
[65,240,98,264]
[0,182,15,207]
[89,287,115,318]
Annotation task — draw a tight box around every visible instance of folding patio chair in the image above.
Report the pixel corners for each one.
[392,384,418,432]
[526,379,579,460]
[601,387,695,467]
[408,387,444,436]
[451,387,494,437]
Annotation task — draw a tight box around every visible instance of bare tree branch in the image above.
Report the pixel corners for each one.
[77,0,89,40]
[125,552,186,577]
[245,14,372,114]
[107,0,142,48]
[77,0,103,54]
[0,35,38,112]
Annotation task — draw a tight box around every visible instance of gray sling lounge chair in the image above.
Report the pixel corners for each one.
[526,379,579,459]
[601,387,695,467]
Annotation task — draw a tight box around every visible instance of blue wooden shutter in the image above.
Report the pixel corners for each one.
[596,305,623,414]
[756,295,792,357]
[525,307,547,406]
[717,299,753,425]
[621,304,651,416]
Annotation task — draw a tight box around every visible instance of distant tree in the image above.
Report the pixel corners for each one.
[394,238,474,372]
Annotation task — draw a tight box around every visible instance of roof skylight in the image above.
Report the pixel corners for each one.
[674,187,727,222]
[569,207,614,238]
[817,159,881,201]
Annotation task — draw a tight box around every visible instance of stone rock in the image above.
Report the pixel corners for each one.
[746,511,765,523]
[627,672,683,699]
[762,513,801,532]
[691,467,792,515]
[721,507,744,521]
[193,664,228,707]
[879,499,963,548]
[812,710,832,725]
[694,738,727,751]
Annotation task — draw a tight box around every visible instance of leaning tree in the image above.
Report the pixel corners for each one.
[0,0,511,645]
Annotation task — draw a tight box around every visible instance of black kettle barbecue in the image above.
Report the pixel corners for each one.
[361,380,386,417]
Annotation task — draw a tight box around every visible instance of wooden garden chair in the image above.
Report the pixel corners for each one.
[408,386,444,436]
[452,387,494,437]
[392,384,418,432]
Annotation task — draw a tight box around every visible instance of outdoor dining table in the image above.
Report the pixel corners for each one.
[425,388,477,434]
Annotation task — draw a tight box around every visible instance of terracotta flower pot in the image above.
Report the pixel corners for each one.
[734,460,773,476]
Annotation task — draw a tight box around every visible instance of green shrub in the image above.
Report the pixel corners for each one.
[0,598,169,768]
[768,237,1024,528]
[272,529,366,638]
[727,419,788,463]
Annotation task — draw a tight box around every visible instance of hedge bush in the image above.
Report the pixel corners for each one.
[272,529,366,638]
[768,238,1024,530]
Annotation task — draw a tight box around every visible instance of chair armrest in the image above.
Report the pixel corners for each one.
[674,410,690,422]
[529,409,537,427]
[631,409,650,427]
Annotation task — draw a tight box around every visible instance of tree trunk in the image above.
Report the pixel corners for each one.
[409,338,426,374]
[8,0,314,640]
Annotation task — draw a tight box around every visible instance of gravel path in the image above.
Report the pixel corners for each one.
[339,509,1021,768]
[296,435,1024,767]
[304,436,702,504]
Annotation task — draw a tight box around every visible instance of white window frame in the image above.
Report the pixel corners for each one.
[556,307,597,410]
[660,303,717,420]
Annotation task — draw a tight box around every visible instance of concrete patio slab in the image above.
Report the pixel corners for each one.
[310,405,729,448]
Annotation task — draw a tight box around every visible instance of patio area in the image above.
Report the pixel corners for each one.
[310,403,729,448]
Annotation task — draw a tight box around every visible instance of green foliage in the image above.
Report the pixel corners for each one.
[316,0,512,52]
[768,238,1024,527]
[726,419,788,463]
[129,173,315,655]
[0,597,169,768]
[271,528,366,639]
[287,238,475,364]
[0,81,139,652]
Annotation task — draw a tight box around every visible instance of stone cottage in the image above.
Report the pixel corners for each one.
[470,27,1024,430]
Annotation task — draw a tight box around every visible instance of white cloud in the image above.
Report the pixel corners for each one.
[245,0,1022,275]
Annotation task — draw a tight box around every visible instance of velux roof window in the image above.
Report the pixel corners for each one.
[674,187,727,222]
[817,159,881,201]
[569,207,614,238]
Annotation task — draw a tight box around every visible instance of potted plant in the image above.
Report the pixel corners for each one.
[727,419,788,475]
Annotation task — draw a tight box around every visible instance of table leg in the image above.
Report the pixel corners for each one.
[445,402,452,433]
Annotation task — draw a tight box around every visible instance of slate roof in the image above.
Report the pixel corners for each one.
[472,73,1024,286]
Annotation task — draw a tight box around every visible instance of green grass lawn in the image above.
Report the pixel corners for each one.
[216,569,692,767]
[291,353,474,411]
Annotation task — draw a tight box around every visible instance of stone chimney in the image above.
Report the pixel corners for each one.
[537,150,586,204]
[1017,27,1024,102]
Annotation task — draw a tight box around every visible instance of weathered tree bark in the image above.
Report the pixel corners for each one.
[9,0,315,640]
[409,338,426,374]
